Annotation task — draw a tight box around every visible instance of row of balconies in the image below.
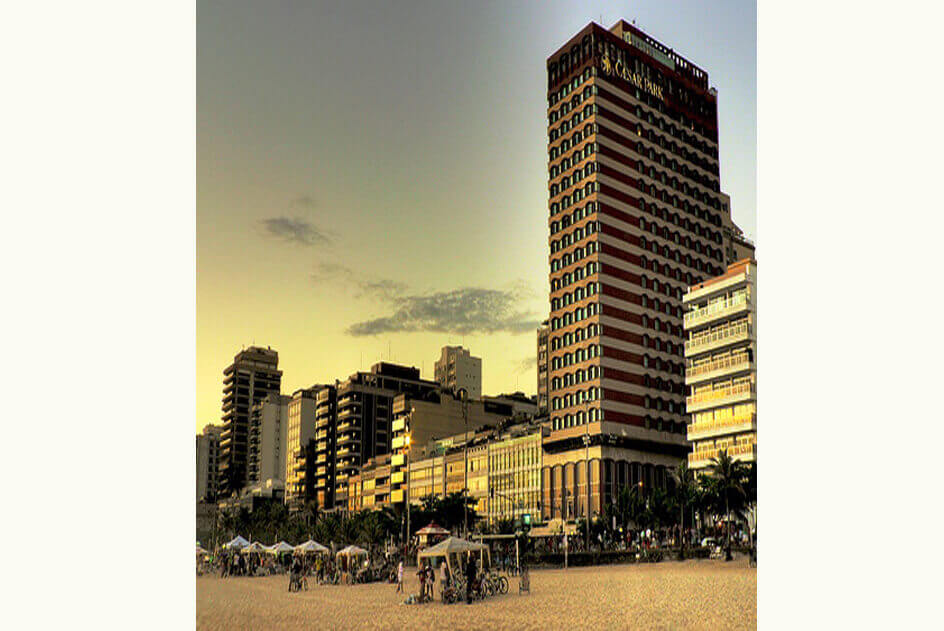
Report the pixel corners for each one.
[685,321,751,356]
[687,413,756,441]
[688,441,756,466]
[685,352,751,384]
[686,382,755,411]
[684,291,750,328]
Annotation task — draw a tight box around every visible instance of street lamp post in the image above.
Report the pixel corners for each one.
[582,398,592,554]
[458,388,470,538]
[404,410,413,559]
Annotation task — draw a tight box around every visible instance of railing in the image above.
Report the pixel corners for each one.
[687,353,751,379]
[684,292,748,327]
[686,382,754,407]
[687,413,755,436]
[685,321,750,353]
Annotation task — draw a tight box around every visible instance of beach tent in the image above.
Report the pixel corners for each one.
[266,541,295,555]
[222,535,249,550]
[294,539,329,555]
[241,541,268,554]
[417,536,490,576]
[336,544,369,558]
[336,544,369,573]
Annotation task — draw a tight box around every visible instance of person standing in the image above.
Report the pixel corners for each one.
[416,564,427,602]
[425,563,435,601]
[396,560,404,593]
[465,555,477,605]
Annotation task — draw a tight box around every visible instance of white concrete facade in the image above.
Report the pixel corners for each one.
[434,346,482,401]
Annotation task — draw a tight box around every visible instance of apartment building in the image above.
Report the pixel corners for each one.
[196,424,223,502]
[284,386,322,508]
[331,363,440,508]
[683,259,757,471]
[537,320,550,414]
[434,346,482,400]
[542,21,748,520]
[247,393,291,485]
[218,346,282,496]
[388,391,517,507]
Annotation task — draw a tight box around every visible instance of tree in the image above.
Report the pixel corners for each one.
[671,461,695,556]
[706,450,747,561]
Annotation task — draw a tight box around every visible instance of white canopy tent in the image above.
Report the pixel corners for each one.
[241,541,268,554]
[336,544,369,558]
[222,535,249,550]
[266,541,295,555]
[416,536,490,576]
[294,540,330,555]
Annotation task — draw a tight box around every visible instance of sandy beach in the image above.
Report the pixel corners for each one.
[197,559,756,630]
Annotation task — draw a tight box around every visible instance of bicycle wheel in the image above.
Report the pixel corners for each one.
[499,576,508,594]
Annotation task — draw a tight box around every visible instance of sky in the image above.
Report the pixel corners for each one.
[196,0,756,432]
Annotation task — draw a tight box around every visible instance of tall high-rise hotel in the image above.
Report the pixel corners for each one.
[542,21,751,521]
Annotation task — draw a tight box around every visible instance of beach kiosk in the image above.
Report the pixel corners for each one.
[415,522,450,548]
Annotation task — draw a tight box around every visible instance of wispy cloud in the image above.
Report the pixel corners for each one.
[346,287,540,337]
[311,263,406,301]
[311,264,539,336]
[513,355,536,374]
[259,216,330,247]
[290,195,316,209]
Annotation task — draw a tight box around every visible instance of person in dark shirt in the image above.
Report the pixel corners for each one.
[465,556,477,604]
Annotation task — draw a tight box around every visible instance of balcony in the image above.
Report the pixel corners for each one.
[336,421,356,433]
[685,321,751,357]
[687,413,756,441]
[688,441,756,467]
[391,435,406,449]
[391,453,405,467]
[390,489,405,503]
[315,430,328,441]
[337,433,359,446]
[685,354,752,385]
[337,447,360,458]
[392,418,406,433]
[684,292,749,329]
[686,382,755,413]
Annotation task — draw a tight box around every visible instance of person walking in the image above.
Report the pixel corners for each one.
[396,560,404,593]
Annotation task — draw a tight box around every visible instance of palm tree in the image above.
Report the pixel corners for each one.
[706,450,747,561]
[671,461,694,557]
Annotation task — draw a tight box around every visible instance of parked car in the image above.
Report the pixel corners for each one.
[700,537,718,548]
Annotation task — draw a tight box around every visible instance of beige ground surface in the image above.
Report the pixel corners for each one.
[197,559,756,630]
